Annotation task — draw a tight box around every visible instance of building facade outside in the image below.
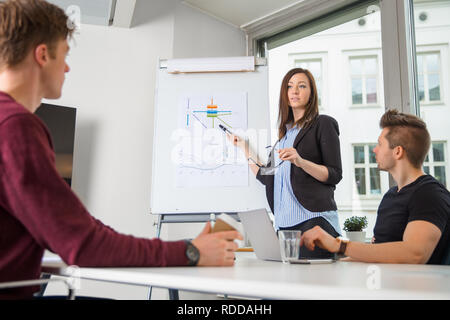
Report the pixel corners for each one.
[268,1,450,237]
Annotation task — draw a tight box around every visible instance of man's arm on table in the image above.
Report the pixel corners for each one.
[300,221,441,264]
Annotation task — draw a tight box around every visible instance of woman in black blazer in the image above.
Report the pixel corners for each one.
[230,68,343,259]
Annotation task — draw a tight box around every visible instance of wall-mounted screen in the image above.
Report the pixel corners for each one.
[35,103,77,186]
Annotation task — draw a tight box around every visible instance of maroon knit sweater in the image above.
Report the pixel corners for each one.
[0,92,187,299]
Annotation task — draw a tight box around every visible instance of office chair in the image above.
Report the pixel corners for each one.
[0,275,76,300]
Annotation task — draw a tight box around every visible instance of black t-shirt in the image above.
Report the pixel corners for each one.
[373,175,450,264]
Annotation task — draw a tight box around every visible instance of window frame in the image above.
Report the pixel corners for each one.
[288,51,328,111]
[416,45,446,107]
[352,143,383,199]
[245,0,448,194]
[349,55,379,107]
[423,141,448,188]
[343,49,383,109]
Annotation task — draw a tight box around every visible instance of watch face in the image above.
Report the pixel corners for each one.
[186,242,200,265]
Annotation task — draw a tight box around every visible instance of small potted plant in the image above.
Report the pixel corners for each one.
[343,216,368,242]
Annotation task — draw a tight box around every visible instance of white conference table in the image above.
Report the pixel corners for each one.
[42,252,450,300]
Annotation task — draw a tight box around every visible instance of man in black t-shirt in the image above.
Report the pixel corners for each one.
[373,174,449,264]
[299,110,450,264]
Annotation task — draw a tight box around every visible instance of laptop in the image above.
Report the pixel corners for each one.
[238,209,335,264]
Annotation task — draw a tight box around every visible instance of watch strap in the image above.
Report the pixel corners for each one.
[338,239,349,255]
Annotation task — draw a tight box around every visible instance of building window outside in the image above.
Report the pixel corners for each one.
[423,142,447,187]
[412,1,449,192]
[294,59,323,107]
[417,52,442,104]
[353,144,381,196]
[349,56,378,106]
[268,3,385,237]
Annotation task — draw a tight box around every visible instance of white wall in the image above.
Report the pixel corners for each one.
[44,1,245,299]
[167,1,246,243]
[173,3,246,58]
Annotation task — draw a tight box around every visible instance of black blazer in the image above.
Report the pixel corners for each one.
[256,114,342,213]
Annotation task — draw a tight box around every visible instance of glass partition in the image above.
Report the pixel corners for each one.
[268,2,386,237]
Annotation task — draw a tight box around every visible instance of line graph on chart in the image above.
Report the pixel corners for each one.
[175,92,248,188]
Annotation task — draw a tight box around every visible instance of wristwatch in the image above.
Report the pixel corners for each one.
[184,240,200,266]
[338,239,349,256]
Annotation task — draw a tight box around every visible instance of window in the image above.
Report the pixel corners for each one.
[353,144,381,196]
[350,56,379,106]
[267,1,385,238]
[423,142,447,187]
[294,58,323,107]
[411,0,450,191]
[417,52,442,104]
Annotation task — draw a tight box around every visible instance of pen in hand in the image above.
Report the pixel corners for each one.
[219,124,239,145]
[218,124,233,135]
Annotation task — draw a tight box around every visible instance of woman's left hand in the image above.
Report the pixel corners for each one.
[278,148,303,168]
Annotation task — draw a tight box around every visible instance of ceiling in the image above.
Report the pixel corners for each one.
[182,0,304,28]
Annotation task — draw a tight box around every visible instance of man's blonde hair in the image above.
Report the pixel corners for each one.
[0,0,74,68]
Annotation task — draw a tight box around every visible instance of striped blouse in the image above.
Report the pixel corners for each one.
[273,125,342,234]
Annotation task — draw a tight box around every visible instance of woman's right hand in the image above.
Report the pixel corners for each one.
[227,133,260,176]
[227,133,246,153]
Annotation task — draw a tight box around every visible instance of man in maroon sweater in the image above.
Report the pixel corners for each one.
[0,0,242,299]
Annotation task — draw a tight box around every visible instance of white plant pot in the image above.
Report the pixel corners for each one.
[345,231,366,242]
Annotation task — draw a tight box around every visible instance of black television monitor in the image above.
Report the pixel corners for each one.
[35,103,77,186]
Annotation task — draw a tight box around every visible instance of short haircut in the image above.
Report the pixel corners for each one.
[379,109,431,169]
[0,0,74,68]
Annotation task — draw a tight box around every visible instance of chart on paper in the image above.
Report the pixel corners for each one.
[175,92,249,188]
